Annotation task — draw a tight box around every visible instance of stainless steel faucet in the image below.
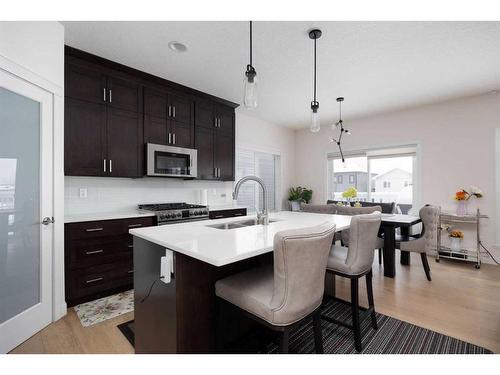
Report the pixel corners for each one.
[232,175,269,225]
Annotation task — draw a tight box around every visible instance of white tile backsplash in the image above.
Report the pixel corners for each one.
[65,176,234,215]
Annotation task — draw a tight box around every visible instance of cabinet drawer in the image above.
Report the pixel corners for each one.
[66,217,155,240]
[69,235,132,269]
[209,208,247,219]
[69,261,134,300]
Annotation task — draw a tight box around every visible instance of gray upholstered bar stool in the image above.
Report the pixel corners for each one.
[323,212,382,352]
[215,223,336,354]
[337,205,385,265]
[396,205,439,281]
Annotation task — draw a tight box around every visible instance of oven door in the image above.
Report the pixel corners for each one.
[146,143,197,178]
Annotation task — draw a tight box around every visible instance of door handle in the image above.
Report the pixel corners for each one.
[41,217,55,225]
[109,159,112,173]
[109,89,112,103]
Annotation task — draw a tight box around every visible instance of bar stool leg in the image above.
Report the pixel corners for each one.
[365,270,378,330]
[279,328,290,354]
[312,311,324,354]
[350,278,362,352]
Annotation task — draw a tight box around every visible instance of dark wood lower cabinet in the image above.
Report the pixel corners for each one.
[65,216,155,307]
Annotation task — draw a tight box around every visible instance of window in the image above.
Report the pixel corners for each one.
[235,148,281,213]
[337,175,343,184]
[327,145,418,213]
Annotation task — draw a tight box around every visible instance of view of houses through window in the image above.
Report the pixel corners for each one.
[328,147,416,213]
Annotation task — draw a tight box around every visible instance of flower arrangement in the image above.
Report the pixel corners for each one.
[454,186,483,201]
[342,186,358,200]
[448,230,464,239]
[353,201,362,208]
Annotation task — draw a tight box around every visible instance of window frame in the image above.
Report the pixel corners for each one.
[327,143,421,212]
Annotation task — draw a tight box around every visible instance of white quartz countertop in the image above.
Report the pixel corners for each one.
[130,211,351,267]
[65,210,155,223]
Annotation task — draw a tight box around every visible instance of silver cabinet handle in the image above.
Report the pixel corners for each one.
[218,118,221,128]
[104,159,107,172]
[168,105,171,117]
[85,249,104,255]
[128,223,143,228]
[109,159,112,173]
[103,88,106,102]
[128,244,134,248]
[109,89,112,103]
[214,117,217,128]
[173,106,176,118]
[41,217,55,225]
[218,168,221,178]
[127,270,134,274]
[85,227,103,232]
[214,215,224,219]
[168,133,171,144]
[172,133,176,144]
[85,277,103,284]
[214,167,217,177]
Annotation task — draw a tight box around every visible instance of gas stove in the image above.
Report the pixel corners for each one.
[138,202,209,225]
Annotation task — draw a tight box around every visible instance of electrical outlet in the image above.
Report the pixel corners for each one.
[79,188,88,199]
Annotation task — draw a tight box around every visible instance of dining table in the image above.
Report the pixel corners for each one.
[380,213,422,278]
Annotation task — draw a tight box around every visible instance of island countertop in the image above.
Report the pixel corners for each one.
[129,211,351,267]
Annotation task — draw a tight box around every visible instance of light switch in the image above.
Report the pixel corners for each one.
[79,188,88,199]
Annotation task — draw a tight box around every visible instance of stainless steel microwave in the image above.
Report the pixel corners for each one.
[146,143,197,178]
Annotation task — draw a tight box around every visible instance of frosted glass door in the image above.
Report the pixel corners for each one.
[0,70,53,353]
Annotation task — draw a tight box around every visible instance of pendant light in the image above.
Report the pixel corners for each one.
[330,97,351,163]
[243,21,257,109]
[309,29,322,133]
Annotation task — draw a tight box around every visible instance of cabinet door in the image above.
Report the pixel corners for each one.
[169,94,192,124]
[107,108,143,177]
[65,61,107,104]
[195,126,215,180]
[65,98,107,176]
[108,75,142,113]
[215,133,235,181]
[144,88,168,118]
[195,99,215,129]
[171,120,194,148]
[144,115,168,145]
[216,104,234,136]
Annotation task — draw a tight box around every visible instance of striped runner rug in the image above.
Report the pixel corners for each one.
[264,298,491,354]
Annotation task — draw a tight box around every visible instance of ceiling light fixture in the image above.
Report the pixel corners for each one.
[329,97,350,163]
[168,41,188,53]
[309,29,322,133]
[243,21,258,109]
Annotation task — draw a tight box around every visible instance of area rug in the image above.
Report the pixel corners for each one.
[117,297,492,353]
[74,290,134,327]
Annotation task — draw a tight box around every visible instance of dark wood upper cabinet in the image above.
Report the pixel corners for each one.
[195,126,216,180]
[108,75,142,113]
[107,108,143,177]
[65,98,107,176]
[65,61,107,105]
[64,46,237,180]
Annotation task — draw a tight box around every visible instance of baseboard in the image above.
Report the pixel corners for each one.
[53,301,67,321]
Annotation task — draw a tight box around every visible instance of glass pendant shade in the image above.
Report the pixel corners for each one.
[310,109,320,133]
[243,76,258,109]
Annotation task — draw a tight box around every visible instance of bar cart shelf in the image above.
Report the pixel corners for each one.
[436,208,488,269]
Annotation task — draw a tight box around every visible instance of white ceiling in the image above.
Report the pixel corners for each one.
[61,21,500,129]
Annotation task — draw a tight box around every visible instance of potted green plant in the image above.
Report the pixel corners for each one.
[288,186,304,211]
[301,189,313,204]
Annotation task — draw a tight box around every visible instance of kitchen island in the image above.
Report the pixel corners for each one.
[130,211,351,353]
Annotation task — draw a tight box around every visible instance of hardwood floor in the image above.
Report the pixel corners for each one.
[10,253,500,354]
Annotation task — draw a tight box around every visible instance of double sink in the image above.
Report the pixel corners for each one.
[207,218,279,230]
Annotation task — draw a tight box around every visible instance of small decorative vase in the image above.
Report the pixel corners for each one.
[450,237,462,252]
[456,200,467,216]
[290,200,301,211]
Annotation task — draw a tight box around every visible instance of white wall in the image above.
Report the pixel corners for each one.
[65,111,296,214]
[295,93,500,262]
[0,22,64,89]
